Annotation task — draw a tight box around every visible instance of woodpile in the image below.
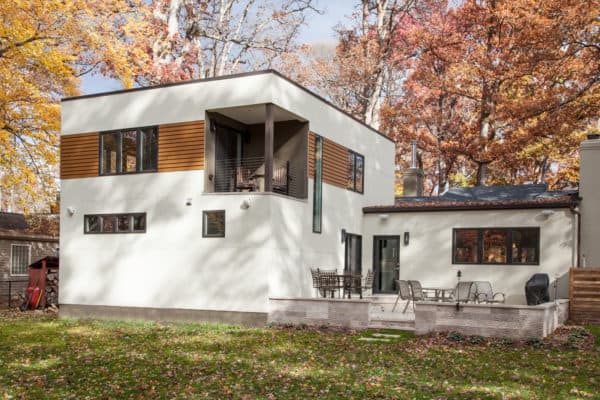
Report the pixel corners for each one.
[45,269,59,307]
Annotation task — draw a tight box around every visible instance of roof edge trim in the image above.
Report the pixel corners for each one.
[61,70,394,143]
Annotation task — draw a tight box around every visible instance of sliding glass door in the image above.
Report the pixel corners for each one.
[373,236,400,294]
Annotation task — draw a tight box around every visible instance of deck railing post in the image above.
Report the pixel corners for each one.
[8,281,11,309]
[264,103,274,192]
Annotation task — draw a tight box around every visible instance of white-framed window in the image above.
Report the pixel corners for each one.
[10,244,31,275]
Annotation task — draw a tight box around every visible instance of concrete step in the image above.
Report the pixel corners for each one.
[368,320,415,331]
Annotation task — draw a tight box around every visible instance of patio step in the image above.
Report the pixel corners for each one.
[368,310,415,331]
[368,320,415,331]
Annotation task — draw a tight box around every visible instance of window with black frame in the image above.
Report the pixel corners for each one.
[100,127,157,175]
[203,210,225,237]
[312,135,323,233]
[346,150,364,193]
[85,213,147,234]
[452,227,540,265]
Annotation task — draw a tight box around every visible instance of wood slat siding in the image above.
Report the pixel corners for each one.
[307,132,348,189]
[569,268,600,325]
[60,133,99,179]
[158,121,205,172]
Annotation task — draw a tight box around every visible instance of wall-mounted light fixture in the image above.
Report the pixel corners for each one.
[378,214,389,221]
[403,231,410,246]
[240,200,250,210]
[67,206,76,216]
[186,198,192,206]
[341,228,346,243]
[541,209,556,218]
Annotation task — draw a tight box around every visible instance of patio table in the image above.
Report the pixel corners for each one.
[422,287,454,302]
[319,274,363,299]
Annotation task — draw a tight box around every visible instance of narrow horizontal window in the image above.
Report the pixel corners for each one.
[84,213,147,234]
[452,227,540,265]
[100,127,158,175]
[203,210,225,238]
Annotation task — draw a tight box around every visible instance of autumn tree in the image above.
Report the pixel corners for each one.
[0,0,149,212]
[391,0,599,189]
[139,0,319,84]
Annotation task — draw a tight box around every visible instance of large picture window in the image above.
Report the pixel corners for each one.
[10,244,31,275]
[453,227,540,265]
[347,150,364,193]
[312,135,323,233]
[85,213,146,234]
[100,127,157,175]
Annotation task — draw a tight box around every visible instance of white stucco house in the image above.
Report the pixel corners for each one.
[59,70,599,325]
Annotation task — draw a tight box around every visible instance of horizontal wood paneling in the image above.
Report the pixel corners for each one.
[570,268,600,324]
[323,138,349,189]
[158,121,204,172]
[307,132,349,189]
[60,133,99,179]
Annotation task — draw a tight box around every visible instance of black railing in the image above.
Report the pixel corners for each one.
[214,157,301,197]
[0,279,27,309]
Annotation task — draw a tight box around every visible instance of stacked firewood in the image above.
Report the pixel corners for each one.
[45,270,59,307]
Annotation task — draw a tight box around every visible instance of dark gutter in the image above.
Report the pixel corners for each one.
[61,70,394,143]
[363,201,576,213]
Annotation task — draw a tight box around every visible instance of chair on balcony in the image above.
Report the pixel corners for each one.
[234,166,257,192]
[361,270,374,297]
[272,161,290,195]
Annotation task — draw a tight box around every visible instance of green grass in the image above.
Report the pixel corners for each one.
[1,314,599,399]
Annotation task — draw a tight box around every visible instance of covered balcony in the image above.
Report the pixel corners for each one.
[204,104,308,199]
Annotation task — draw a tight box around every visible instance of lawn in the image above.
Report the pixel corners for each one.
[1,312,599,399]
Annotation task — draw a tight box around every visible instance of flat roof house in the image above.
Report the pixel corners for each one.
[59,70,395,324]
[60,70,599,329]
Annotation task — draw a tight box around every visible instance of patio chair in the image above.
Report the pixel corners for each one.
[392,280,413,313]
[318,270,340,298]
[234,166,257,192]
[408,280,427,302]
[361,270,374,297]
[310,268,321,297]
[473,281,505,303]
[449,281,477,303]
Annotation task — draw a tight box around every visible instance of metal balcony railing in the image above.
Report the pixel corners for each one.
[214,157,301,197]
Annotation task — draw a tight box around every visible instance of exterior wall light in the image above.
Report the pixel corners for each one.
[240,200,250,210]
[186,198,192,206]
[541,209,556,218]
[378,214,389,221]
[67,206,76,216]
[341,228,346,243]
[403,232,410,246]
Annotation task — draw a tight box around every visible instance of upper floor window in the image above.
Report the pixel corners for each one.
[453,227,540,265]
[100,127,157,175]
[347,151,364,193]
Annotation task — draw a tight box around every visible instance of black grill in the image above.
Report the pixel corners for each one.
[525,273,550,305]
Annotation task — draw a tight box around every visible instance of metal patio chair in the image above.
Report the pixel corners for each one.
[393,280,414,313]
[473,281,506,303]
[361,270,374,297]
[449,281,477,303]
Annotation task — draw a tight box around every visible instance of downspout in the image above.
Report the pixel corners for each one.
[570,202,581,268]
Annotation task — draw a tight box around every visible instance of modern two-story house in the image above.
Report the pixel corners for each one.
[59,70,395,324]
[60,69,599,326]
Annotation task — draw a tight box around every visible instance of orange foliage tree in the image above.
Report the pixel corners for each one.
[0,0,149,212]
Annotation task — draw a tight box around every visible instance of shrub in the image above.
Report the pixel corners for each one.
[525,337,544,348]
[447,331,465,343]
[468,335,485,345]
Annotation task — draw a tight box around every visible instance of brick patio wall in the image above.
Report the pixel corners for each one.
[414,299,569,339]
[268,298,371,329]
